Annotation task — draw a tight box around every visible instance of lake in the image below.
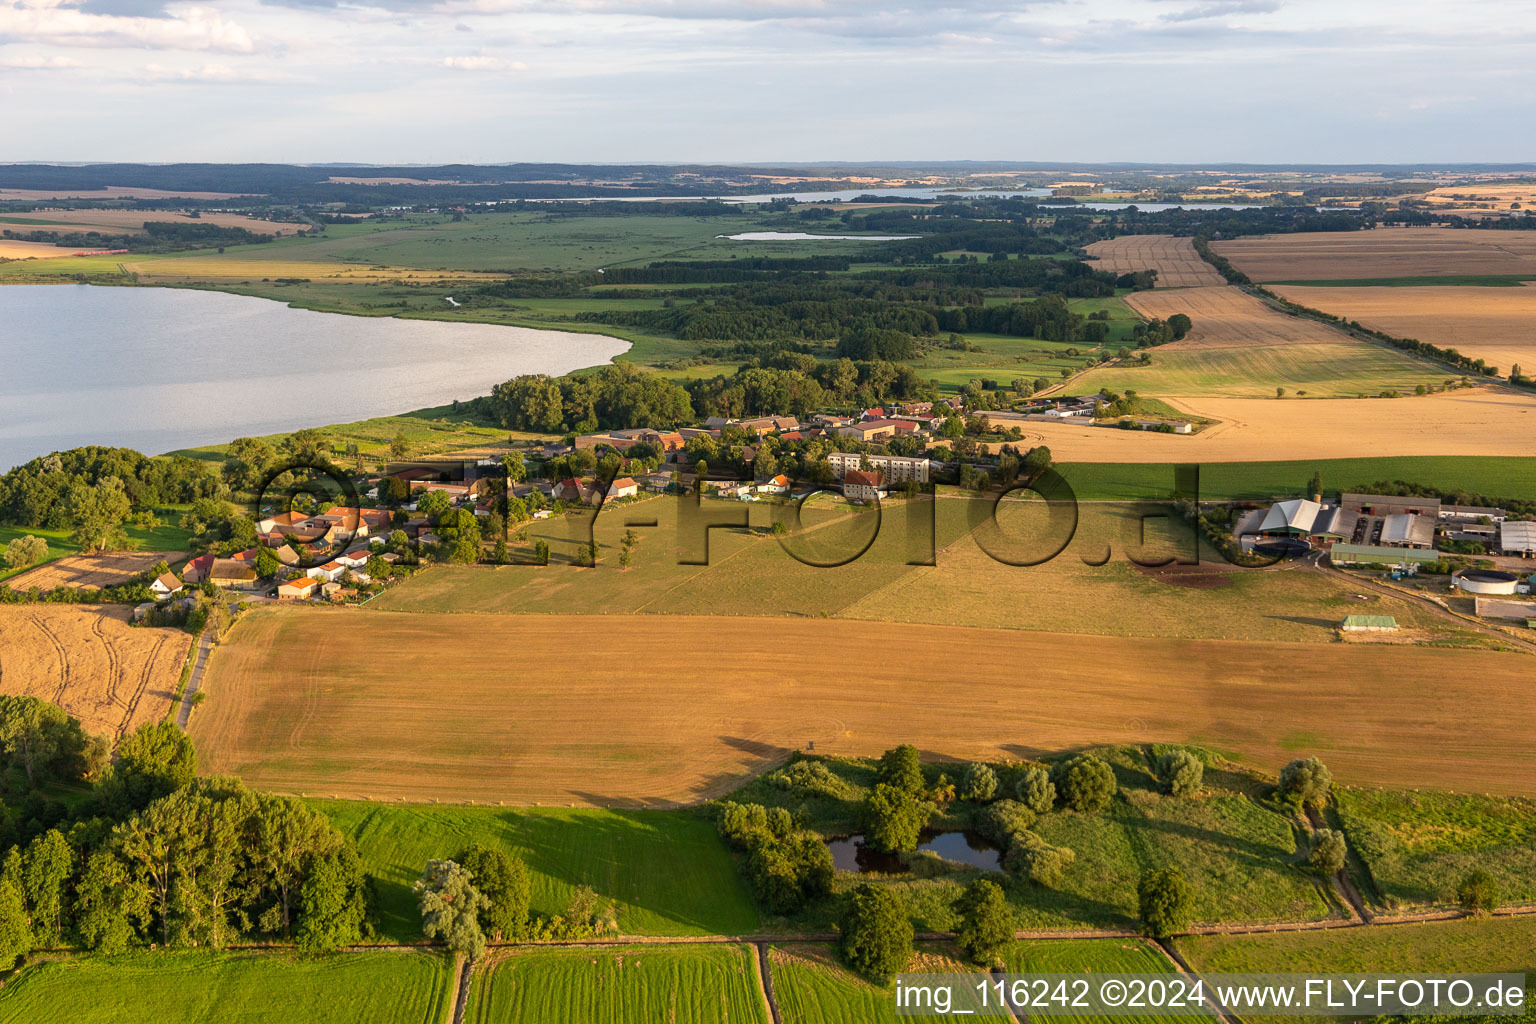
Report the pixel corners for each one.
[0,285,630,471]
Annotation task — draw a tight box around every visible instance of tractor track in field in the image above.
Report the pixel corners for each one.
[30,612,70,706]
[120,632,170,739]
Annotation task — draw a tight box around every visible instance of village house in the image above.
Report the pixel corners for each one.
[842,469,887,503]
[553,478,589,503]
[181,553,215,584]
[150,573,183,598]
[605,476,639,500]
[756,474,791,495]
[306,560,348,583]
[277,577,320,601]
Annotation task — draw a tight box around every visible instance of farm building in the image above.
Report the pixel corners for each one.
[1257,498,1324,536]
[1328,544,1442,568]
[1453,570,1523,595]
[604,477,639,500]
[1341,493,1442,517]
[207,559,259,589]
[1342,615,1398,632]
[1378,513,1436,549]
[835,420,899,442]
[1499,521,1536,557]
[277,577,320,601]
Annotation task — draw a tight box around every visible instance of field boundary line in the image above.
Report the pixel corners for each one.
[754,942,783,1024]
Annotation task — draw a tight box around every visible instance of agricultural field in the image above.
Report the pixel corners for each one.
[1213,227,1536,283]
[0,209,305,235]
[1000,938,1179,1024]
[465,945,769,1024]
[987,388,1536,463]
[1083,235,1224,288]
[4,550,175,591]
[769,943,981,1024]
[1271,283,1536,376]
[0,239,100,258]
[1180,914,1536,992]
[369,494,1469,646]
[190,606,1536,806]
[0,950,456,1024]
[0,509,193,583]
[314,801,758,940]
[1055,455,1536,502]
[1334,789,1536,911]
[0,605,191,739]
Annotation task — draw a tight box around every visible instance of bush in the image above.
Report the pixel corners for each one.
[1157,749,1203,798]
[959,763,998,802]
[1051,754,1117,812]
[862,783,931,853]
[1306,829,1348,875]
[877,744,923,795]
[838,883,913,979]
[1003,831,1075,887]
[975,800,1036,845]
[1015,767,1055,814]
[767,759,854,800]
[1277,757,1333,811]
[3,535,47,569]
[954,879,1013,965]
[1137,867,1193,938]
[1457,870,1500,914]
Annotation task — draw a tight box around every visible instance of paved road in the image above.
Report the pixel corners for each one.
[174,628,214,729]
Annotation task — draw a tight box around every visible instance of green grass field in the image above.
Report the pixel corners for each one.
[465,945,769,1024]
[769,943,982,1024]
[1056,456,1536,502]
[1001,937,1178,1024]
[1017,747,1339,931]
[0,505,193,582]
[1334,789,1536,911]
[0,950,455,1024]
[1067,343,1448,399]
[313,801,759,940]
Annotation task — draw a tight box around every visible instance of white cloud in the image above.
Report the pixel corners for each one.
[440,53,523,69]
[1,51,84,64]
[0,0,255,51]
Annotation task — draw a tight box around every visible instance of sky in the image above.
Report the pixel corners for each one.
[2,0,1535,164]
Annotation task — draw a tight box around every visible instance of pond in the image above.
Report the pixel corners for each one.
[0,284,630,470]
[826,831,1002,874]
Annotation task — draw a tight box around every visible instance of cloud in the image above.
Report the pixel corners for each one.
[1159,0,1281,22]
[440,53,524,69]
[0,0,256,51]
[1,51,84,65]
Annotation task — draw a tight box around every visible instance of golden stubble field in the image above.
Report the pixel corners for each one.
[986,388,1536,462]
[1213,227,1536,281]
[1271,283,1536,375]
[6,552,177,592]
[1123,286,1355,348]
[191,607,1536,806]
[1,209,304,235]
[0,605,191,739]
[1083,235,1224,288]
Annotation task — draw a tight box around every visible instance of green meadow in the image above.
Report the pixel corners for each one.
[0,950,455,1024]
[313,800,759,940]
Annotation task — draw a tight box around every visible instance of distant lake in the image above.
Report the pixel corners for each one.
[717,231,920,241]
[0,285,630,471]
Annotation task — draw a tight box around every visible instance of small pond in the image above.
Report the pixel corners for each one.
[826,830,1001,874]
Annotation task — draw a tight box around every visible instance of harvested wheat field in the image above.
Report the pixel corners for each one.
[0,209,305,236]
[1271,283,1536,375]
[1124,286,1359,348]
[6,551,176,592]
[1214,227,1536,282]
[191,608,1536,805]
[0,240,99,259]
[118,258,504,283]
[1083,235,1223,288]
[0,605,190,739]
[978,388,1536,462]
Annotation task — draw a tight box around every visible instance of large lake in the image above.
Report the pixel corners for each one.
[0,285,630,470]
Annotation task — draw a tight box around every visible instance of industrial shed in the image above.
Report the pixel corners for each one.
[1499,520,1536,557]
[1329,544,1441,567]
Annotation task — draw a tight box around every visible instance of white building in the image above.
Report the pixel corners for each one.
[826,452,931,484]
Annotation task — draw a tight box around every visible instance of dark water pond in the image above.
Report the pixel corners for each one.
[826,830,1001,874]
